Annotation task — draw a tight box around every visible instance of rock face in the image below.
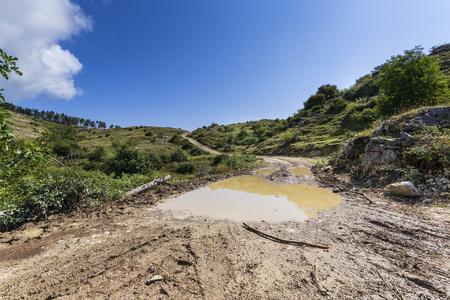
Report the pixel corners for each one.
[342,106,450,173]
[414,107,450,127]
[385,181,420,197]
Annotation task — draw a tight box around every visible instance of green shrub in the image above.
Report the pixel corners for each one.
[175,162,198,174]
[215,163,230,174]
[169,134,185,145]
[105,144,160,176]
[0,175,100,231]
[327,98,348,113]
[405,127,450,168]
[189,147,207,156]
[145,131,153,136]
[170,149,188,162]
[304,94,326,110]
[181,141,195,150]
[88,146,106,162]
[376,46,450,116]
[213,154,230,165]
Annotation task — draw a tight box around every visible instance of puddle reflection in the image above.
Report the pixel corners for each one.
[158,175,341,222]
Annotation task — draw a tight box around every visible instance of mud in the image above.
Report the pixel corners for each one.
[0,157,449,299]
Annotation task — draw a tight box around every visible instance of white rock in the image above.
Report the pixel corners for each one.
[146,275,163,285]
[385,181,420,197]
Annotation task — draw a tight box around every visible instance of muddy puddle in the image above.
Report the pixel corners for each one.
[289,167,312,176]
[256,168,278,174]
[157,175,341,222]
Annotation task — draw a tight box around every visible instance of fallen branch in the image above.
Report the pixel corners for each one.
[40,152,81,181]
[350,191,373,204]
[126,175,171,196]
[375,269,404,300]
[242,223,329,249]
[312,262,328,295]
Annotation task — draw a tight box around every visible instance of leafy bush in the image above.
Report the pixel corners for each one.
[0,169,159,232]
[105,144,161,176]
[317,84,338,100]
[304,94,326,110]
[181,141,195,150]
[215,163,230,174]
[170,149,188,162]
[405,127,450,168]
[189,146,207,156]
[376,46,450,116]
[169,134,185,145]
[175,162,198,174]
[327,98,348,113]
[145,131,153,136]
[0,175,99,231]
[213,154,230,165]
[88,146,106,162]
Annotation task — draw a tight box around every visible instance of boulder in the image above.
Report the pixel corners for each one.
[385,181,420,197]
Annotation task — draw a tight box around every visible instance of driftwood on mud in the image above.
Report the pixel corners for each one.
[126,175,171,196]
[350,191,373,204]
[242,223,329,249]
[312,262,328,295]
[375,269,405,300]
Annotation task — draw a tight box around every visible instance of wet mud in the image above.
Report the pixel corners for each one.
[0,158,449,299]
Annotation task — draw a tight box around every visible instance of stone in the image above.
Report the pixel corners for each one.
[385,181,420,197]
[146,275,163,285]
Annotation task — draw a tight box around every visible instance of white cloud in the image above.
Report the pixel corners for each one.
[0,0,92,101]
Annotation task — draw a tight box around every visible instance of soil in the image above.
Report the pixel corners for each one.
[182,133,222,155]
[1,157,449,299]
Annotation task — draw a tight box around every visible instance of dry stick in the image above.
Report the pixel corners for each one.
[126,175,171,196]
[312,262,328,295]
[242,223,329,249]
[40,152,81,181]
[375,269,405,300]
[350,191,373,204]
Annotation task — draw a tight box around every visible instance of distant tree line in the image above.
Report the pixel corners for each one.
[0,101,112,129]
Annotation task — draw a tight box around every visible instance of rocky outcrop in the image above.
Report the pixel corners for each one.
[342,106,450,173]
[338,106,450,199]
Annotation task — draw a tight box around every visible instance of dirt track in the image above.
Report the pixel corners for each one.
[1,157,449,299]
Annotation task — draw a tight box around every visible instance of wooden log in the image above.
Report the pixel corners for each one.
[242,223,329,249]
[126,175,171,196]
[312,262,328,295]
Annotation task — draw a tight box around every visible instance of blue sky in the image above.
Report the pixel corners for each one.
[1,0,450,131]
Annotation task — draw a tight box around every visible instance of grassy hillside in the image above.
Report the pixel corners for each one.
[189,44,450,157]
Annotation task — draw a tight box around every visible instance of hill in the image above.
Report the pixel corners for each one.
[189,44,450,157]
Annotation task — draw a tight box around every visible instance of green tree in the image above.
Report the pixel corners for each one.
[376,46,450,116]
[317,84,338,100]
[0,49,47,207]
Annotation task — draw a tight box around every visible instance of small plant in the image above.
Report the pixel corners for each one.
[406,127,450,168]
[215,163,230,174]
[170,149,188,162]
[175,162,198,174]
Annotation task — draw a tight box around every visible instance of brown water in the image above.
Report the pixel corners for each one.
[256,168,278,174]
[289,167,312,175]
[157,175,341,222]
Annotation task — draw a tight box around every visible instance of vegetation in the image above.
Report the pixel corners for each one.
[189,44,450,157]
[0,48,258,231]
[3,43,450,230]
[376,46,450,116]
[0,101,110,128]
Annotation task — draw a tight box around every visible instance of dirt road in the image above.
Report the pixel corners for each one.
[182,133,222,155]
[0,158,449,299]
